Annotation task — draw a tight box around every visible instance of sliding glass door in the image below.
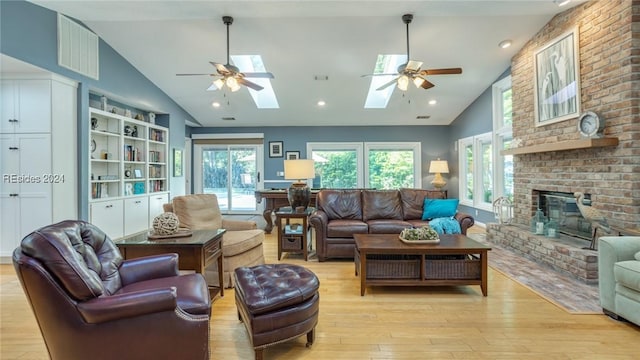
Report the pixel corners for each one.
[194,144,262,213]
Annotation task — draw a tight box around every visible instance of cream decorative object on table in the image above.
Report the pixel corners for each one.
[152,212,180,235]
[399,226,440,244]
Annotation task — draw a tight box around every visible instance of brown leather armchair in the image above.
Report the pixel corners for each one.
[12,220,212,360]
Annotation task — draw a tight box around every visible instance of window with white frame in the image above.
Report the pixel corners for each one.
[458,133,493,211]
[459,75,513,213]
[307,142,421,189]
[493,76,513,201]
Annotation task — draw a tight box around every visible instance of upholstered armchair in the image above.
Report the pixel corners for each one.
[12,220,211,360]
[164,194,265,288]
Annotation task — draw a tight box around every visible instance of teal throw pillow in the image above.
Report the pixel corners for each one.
[422,198,459,220]
[635,251,640,261]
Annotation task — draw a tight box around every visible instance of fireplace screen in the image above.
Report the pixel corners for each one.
[539,191,592,240]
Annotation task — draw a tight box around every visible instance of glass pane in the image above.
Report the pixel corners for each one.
[312,150,357,188]
[367,149,414,189]
[502,139,514,201]
[230,147,257,211]
[465,144,473,201]
[202,147,229,210]
[502,88,512,127]
[481,141,493,204]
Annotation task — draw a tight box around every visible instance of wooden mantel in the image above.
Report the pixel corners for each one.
[500,137,619,156]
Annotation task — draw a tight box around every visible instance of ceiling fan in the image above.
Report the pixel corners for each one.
[176,16,274,92]
[363,14,462,91]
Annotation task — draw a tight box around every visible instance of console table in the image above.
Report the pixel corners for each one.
[255,189,319,233]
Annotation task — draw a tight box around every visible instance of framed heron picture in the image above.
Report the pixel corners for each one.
[534,27,581,127]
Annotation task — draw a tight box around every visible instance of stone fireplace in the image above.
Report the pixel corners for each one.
[486,0,640,284]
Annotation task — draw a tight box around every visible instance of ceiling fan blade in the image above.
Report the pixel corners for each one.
[210,62,232,74]
[405,60,423,72]
[176,73,214,76]
[238,78,264,91]
[361,73,399,77]
[241,72,274,79]
[420,78,435,89]
[420,68,463,76]
[376,77,400,91]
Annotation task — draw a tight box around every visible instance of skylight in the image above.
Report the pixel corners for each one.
[364,54,407,109]
[230,55,279,109]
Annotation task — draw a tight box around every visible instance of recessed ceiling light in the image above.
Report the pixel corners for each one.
[428,99,437,105]
[498,40,512,49]
[212,101,220,108]
[553,0,571,6]
[317,100,326,106]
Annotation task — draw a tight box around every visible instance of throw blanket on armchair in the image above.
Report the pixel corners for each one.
[429,217,461,234]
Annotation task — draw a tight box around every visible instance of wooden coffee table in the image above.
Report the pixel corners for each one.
[115,229,226,299]
[354,233,491,296]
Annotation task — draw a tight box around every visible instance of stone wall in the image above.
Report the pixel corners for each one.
[488,0,639,281]
[509,0,640,229]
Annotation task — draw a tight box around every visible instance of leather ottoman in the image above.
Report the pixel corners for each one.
[234,264,320,360]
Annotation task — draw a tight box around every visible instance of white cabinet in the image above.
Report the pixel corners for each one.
[90,200,124,240]
[148,193,170,228]
[124,197,149,235]
[1,79,52,133]
[0,133,54,257]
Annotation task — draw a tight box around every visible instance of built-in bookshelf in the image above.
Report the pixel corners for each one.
[89,107,169,200]
[88,106,170,239]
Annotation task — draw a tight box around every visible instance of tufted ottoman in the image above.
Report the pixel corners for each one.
[234,264,320,360]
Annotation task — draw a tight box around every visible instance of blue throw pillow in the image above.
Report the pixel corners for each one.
[422,198,459,220]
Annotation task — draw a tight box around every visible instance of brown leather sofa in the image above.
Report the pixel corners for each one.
[13,220,211,360]
[309,189,474,261]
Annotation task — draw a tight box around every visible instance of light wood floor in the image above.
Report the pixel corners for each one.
[2,226,639,359]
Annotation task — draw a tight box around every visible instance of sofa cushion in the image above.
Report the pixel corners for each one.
[327,219,368,237]
[317,190,363,220]
[362,190,403,222]
[367,219,412,234]
[400,188,447,220]
[635,251,640,261]
[422,198,459,220]
[614,260,640,292]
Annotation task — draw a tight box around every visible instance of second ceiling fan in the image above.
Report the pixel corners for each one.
[176,16,274,92]
[364,14,462,91]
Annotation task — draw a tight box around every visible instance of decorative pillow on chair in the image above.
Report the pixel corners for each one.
[422,198,459,220]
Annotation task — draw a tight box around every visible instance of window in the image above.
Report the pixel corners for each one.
[307,142,421,189]
[493,76,513,201]
[458,133,493,211]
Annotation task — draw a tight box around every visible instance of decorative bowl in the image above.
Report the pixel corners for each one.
[399,226,440,244]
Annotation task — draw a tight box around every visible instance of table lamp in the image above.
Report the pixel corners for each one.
[429,159,449,190]
[284,159,315,210]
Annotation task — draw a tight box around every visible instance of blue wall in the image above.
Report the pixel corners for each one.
[1,0,196,218]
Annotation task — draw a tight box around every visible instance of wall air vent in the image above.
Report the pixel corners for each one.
[222,117,236,121]
[416,115,431,120]
[57,14,99,80]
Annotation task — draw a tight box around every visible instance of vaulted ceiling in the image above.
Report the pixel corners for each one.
[28,0,586,127]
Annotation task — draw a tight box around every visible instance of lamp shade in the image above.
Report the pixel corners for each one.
[284,159,315,182]
[429,159,449,174]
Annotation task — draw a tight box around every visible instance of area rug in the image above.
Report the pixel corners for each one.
[468,233,601,314]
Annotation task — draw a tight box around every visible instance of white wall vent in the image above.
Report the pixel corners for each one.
[57,14,99,80]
